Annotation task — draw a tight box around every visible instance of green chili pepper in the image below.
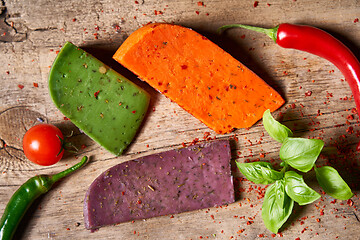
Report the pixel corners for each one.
[0,156,88,240]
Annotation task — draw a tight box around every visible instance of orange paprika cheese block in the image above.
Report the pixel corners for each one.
[113,23,284,134]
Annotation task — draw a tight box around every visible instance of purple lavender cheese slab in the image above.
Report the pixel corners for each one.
[83,140,234,230]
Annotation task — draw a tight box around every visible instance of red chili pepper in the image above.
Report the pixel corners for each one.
[219,23,360,150]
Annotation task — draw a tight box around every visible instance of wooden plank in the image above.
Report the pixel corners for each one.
[0,0,359,239]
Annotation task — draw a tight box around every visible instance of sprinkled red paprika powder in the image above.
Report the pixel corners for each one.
[94,90,100,98]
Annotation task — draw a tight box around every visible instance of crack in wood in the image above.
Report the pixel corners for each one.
[0,137,25,161]
[0,105,32,115]
[33,27,58,32]
[353,212,360,222]
[0,0,5,15]
[2,145,26,163]
[0,1,27,42]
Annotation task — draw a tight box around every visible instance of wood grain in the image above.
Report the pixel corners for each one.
[1,0,359,239]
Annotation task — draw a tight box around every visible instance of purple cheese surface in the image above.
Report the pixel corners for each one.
[83,140,234,230]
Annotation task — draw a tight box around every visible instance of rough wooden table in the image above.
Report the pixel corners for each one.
[1,0,359,239]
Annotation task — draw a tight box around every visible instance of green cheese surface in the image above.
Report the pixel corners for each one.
[49,42,150,155]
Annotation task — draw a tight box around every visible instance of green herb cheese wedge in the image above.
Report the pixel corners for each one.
[49,42,150,155]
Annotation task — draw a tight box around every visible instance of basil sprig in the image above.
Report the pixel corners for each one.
[236,109,353,233]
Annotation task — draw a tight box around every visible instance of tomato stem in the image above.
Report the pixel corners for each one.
[57,135,78,156]
[57,135,65,156]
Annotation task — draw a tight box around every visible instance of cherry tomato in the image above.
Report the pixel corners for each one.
[22,124,64,166]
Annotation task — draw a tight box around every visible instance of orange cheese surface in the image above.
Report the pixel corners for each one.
[114,23,284,134]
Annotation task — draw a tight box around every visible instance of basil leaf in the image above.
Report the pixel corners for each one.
[279,137,324,172]
[236,161,283,185]
[262,180,294,233]
[285,171,321,205]
[263,109,293,143]
[315,166,353,200]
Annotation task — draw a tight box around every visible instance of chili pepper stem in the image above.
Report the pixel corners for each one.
[218,24,279,43]
[51,156,88,182]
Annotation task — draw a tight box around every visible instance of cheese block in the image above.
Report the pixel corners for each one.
[113,23,284,134]
[49,42,150,155]
[83,140,234,230]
